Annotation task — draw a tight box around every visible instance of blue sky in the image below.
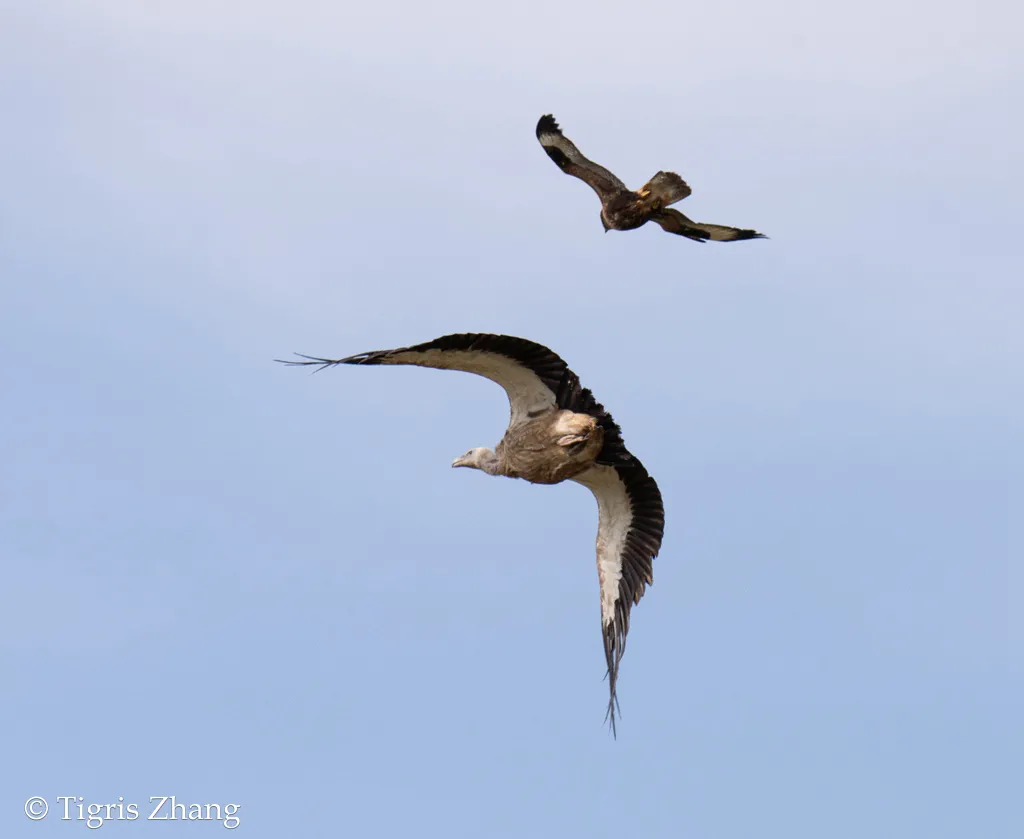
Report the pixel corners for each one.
[1,1,1020,836]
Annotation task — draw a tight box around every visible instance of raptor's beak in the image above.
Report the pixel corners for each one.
[452,455,469,468]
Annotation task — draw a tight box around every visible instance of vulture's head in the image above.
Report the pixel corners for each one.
[452,447,501,475]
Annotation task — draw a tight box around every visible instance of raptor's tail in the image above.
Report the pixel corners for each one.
[637,171,691,211]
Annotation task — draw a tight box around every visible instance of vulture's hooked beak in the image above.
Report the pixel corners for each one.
[451,455,470,468]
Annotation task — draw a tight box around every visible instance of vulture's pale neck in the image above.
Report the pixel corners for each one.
[452,447,503,476]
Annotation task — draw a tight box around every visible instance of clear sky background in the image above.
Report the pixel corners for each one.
[1,1,1020,836]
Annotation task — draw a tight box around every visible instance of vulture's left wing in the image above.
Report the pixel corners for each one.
[280,333,594,428]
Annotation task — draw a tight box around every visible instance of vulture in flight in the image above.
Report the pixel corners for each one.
[536,113,767,243]
[279,333,665,736]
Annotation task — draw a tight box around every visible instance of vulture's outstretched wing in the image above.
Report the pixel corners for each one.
[572,459,664,738]
[279,334,630,461]
[536,114,627,203]
[650,208,767,243]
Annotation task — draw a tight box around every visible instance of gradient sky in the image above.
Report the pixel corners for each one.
[2,1,1020,836]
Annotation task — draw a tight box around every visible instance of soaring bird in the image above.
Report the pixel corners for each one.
[279,333,665,736]
[536,113,767,243]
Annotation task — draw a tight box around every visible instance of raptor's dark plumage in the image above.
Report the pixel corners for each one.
[536,114,767,243]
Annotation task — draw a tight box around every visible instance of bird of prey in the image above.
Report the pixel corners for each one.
[279,333,665,736]
[536,114,767,243]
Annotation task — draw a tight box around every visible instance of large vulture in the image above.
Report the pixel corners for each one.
[280,333,665,736]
